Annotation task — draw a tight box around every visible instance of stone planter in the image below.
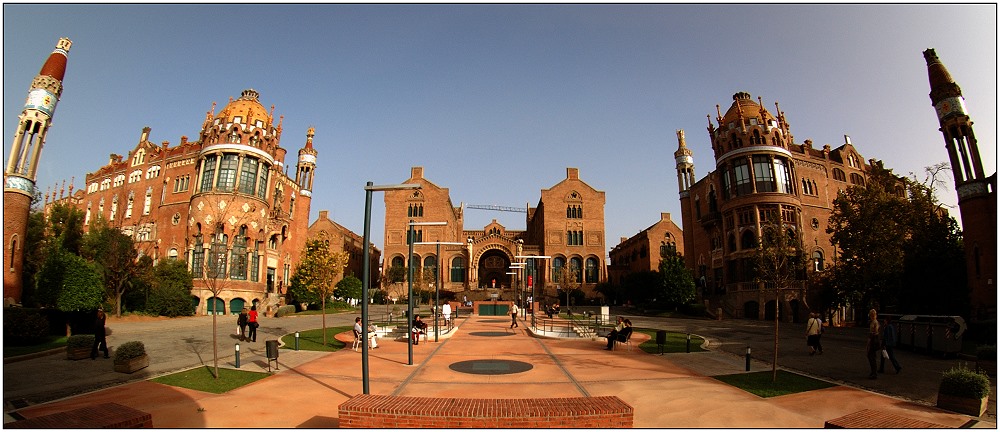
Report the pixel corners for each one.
[113,354,149,374]
[936,392,988,417]
[66,346,91,360]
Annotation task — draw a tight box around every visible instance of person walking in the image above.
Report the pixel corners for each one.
[509,302,519,328]
[865,309,881,379]
[879,318,902,374]
[91,308,109,359]
[247,305,259,342]
[806,312,823,355]
[237,307,249,341]
[442,302,452,327]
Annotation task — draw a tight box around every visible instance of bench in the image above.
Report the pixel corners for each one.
[824,409,946,428]
[9,402,152,428]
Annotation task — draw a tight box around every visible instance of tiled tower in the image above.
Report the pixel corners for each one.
[924,48,997,320]
[4,38,72,304]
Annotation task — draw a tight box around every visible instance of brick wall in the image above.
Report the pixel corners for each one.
[339,395,632,428]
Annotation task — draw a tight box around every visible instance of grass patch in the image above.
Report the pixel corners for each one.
[3,336,68,358]
[635,329,707,354]
[279,326,351,352]
[151,366,269,394]
[712,370,836,398]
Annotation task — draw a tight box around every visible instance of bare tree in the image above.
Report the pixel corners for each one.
[754,216,807,382]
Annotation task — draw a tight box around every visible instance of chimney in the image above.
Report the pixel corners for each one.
[567,167,579,180]
[411,166,424,179]
[319,210,329,220]
[140,127,151,143]
[661,212,670,221]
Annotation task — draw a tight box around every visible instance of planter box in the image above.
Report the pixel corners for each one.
[66,346,91,360]
[113,354,149,374]
[936,392,988,417]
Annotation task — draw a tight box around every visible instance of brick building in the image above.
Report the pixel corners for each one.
[924,49,997,321]
[53,89,315,315]
[608,212,684,286]
[307,210,381,289]
[381,167,606,304]
[676,92,876,322]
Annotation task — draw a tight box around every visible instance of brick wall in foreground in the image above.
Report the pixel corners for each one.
[339,395,633,428]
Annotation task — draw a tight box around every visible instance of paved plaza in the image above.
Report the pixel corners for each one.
[5,312,993,428]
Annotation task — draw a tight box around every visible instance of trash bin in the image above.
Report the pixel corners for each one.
[656,330,667,355]
[265,340,279,372]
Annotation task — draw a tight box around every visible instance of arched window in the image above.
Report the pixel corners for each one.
[812,250,825,272]
[391,256,405,268]
[239,157,258,195]
[740,230,756,250]
[570,257,582,283]
[552,257,565,282]
[423,256,437,280]
[208,227,228,279]
[850,173,865,186]
[450,257,465,282]
[708,189,718,213]
[585,257,599,283]
[832,168,846,182]
[168,248,178,260]
[143,188,152,215]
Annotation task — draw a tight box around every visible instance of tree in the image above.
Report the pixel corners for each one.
[827,163,909,313]
[147,259,195,317]
[657,249,695,308]
[556,264,580,306]
[754,216,808,383]
[292,236,349,345]
[82,217,140,318]
[335,275,363,305]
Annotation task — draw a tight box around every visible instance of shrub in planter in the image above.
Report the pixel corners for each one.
[275,304,296,317]
[113,341,148,373]
[66,334,95,360]
[937,365,991,416]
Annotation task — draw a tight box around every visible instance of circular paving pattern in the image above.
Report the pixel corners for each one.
[469,331,514,337]
[449,359,534,375]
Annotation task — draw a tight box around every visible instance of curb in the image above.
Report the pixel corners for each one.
[3,348,64,364]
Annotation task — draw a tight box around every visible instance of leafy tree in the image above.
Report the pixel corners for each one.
[147,259,195,317]
[292,236,349,345]
[335,275,363,304]
[82,218,140,318]
[657,250,695,308]
[21,210,49,307]
[593,281,622,305]
[35,244,70,308]
[58,253,105,312]
[754,216,808,383]
[287,273,320,307]
[827,163,908,314]
[47,201,85,255]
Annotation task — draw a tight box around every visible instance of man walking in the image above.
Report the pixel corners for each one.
[510,302,519,328]
[879,318,902,374]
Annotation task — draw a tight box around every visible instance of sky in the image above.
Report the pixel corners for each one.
[4,4,997,257]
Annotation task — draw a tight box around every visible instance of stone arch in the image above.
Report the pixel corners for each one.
[476,247,512,290]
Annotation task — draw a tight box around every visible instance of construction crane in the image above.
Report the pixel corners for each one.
[463,203,528,213]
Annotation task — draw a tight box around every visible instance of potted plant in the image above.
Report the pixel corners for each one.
[112,341,149,373]
[936,364,991,416]
[66,334,94,360]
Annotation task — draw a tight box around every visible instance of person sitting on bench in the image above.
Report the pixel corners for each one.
[604,316,625,350]
[412,314,428,345]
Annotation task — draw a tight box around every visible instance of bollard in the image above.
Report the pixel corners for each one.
[295,332,300,351]
[235,343,241,368]
[745,345,751,371]
[686,333,691,353]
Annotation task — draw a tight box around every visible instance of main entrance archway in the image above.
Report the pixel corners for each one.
[477,250,511,289]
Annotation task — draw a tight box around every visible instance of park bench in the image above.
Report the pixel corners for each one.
[824,409,946,428]
[8,402,152,428]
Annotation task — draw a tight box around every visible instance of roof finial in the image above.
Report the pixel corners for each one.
[715,104,723,123]
[68,176,74,196]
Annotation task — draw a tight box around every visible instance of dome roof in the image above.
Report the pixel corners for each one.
[215,89,270,125]
[720,92,776,127]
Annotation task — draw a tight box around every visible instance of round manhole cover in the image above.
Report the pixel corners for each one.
[469,331,514,337]
[449,359,533,375]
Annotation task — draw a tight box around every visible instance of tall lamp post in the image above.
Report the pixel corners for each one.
[407,221,447,365]
[508,263,525,318]
[515,255,550,327]
[362,182,421,394]
[415,240,464,342]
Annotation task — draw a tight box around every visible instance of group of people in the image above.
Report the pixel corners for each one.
[604,316,633,350]
[808,308,902,379]
[236,306,259,342]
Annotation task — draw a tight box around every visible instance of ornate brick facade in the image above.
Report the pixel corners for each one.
[381,167,606,304]
[307,210,381,289]
[608,212,684,286]
[51,89,314,315]
[678,92,875,322]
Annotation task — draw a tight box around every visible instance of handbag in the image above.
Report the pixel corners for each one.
[881,349,890,360]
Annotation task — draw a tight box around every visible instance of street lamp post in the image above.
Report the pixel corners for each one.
[515,255,550,327]
[407,221,447,365]
[362,182,421,394]
[415,240,463,342]
[508,263,525,318]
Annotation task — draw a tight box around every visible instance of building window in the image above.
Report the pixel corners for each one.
[250,242,261,282]
[740,230,757,250]
[406,229,423,245]
[132,149,145,166]
[168,248,178,260]
[143,189,152,215]
[257,166,269,199]
[849,172,865,186]
[551,257,565,282]
[570,257,582,283]
[85,204,91,226]
[129,170,142,183]
[239,157,258,195]
[423,256,437,280]
[585,257,598,283]
[125,195,134,219]
[408,204,424,218]
[813,250,825,272]
[110,196,118,221]
[832,168,846,182]
[216,154,239,192]
[567,205,582,218]
[753,155,775,193]
[146,166,160,179]
[733,158,752,196]
[191,234,204,278]
[451,257,465,282]
[567,230,583,246]
[230,226,248,280]
[200,155,217,192]
[773,158,792,193]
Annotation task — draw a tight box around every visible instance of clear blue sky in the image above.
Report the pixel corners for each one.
[4,4,996,256]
